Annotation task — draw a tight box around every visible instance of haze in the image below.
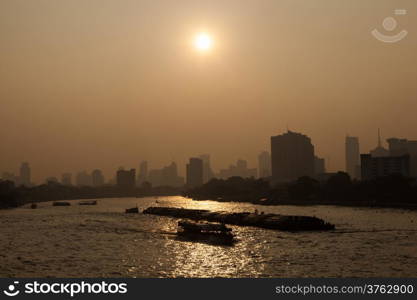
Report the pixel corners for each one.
[1,0,416,183]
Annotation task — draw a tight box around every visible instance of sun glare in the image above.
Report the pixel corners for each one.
[194,33,213,52]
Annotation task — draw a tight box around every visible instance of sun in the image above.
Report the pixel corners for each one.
[194,33,213,52]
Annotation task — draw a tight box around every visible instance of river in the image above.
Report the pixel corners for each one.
[0,196,416,277]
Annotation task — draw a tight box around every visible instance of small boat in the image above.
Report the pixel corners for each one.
[125,206,139,214]
[30,203,37,209]
[177,220,235,245]
[53,201,71,206]
[79,200,97,206]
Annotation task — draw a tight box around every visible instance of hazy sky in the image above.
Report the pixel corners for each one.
[1,0,416,183]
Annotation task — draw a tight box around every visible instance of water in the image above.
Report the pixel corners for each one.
[0,196,416,277]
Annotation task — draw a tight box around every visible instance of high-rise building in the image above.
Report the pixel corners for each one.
[271,131,315,183]
[61,173,72,186]
[387,137,417,177]
[147,162,184,187]
[258,151,271,178]
[199,154,214,183]
[361,154,410,180]
[137,161,148,185]
[345,136,360,179]
[92,169,105,187]
[216,159,257,179]
[116,168,136,189]
[19,162,31,186]
[370,129,389,157]
[186,158,204,188]
[314,156,326,176]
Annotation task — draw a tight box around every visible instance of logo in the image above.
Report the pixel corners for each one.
[372,9,408,43]
[3,281,20,297]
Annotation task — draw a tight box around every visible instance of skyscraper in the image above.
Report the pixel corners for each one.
[186,158,204,188]
[116,168,136,189]
[370,129,389,157]
[19,162,31,186]
[199,154,213,183]
[314,156,326,175]
[137,161,148,185]
[270,131,315,183]
[258,151,271,178]
[345,136,360,179]
[92,169,105,187]
[387,137,417,177]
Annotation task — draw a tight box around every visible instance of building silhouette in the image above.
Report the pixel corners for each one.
[19,162,31,186]
[61,173,72,186]
[148,162,184,187]
[137,161,148,185]
[271,131,315,183]
[370,129,389,157]
[186,158,204,188]
[314,156,326,176]
[258,151,271,178]
[92,169,105,187]
[361,154,410,180]
[116,168,136,189]
[387,137,417,178]
[216,159,257,179]
[345,136,360,179]
[199,154,214,183]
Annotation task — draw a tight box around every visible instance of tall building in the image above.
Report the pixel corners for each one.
[19,162,31,186]
[186,158,204,188]
[271,131,315,183]
[199,154,214,183]
[370,129,389,157]
[361,154,410,180]
[137,161,148,185]
[116,168,136,189]
[92,169,105,187]
[314,156,326,176]
[345,136,360,179]
[258,151,271,178]
[61,173,72,186]
[216,159,257,179]
[387,138,417,177]
[148,162,184,187]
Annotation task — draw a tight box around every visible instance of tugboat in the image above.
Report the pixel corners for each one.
[177,220,235,245]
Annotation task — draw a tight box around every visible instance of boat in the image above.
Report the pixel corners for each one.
[52,201,71,206]
[177,220,235,245]
[125,206,139,214]
[79,200,97,206]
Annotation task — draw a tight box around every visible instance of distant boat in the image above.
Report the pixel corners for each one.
[125,206,139,214]
[79,200,97,206]
[30,203,37,209]
[53,201,71,207]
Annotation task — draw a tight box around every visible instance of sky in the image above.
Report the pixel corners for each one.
[1,0,416,183]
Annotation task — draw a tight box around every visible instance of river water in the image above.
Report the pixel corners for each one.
[0,196,416,277]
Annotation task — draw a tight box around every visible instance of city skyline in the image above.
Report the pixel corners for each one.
[3,130,415,186]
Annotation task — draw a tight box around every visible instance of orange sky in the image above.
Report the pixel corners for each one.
[1,0,416,183]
